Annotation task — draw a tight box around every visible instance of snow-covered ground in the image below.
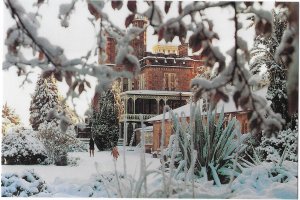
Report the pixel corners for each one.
[2,147,161,197]
[1,147,298,198]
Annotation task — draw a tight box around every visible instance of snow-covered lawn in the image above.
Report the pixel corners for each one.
[2,147,298,198]
[2,147,160,197]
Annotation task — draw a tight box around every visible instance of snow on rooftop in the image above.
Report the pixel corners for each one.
[147,87,268,122]
[134,126,153,132]
[121,90,192,96]
[142,65,193,69]
[139,56,198,61]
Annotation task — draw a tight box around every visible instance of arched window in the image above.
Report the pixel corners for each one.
[127,98,134,114]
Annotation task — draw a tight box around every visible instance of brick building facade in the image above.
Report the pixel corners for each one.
[146,87,267,152]
[149,111,249,152]
[90,16,208,145]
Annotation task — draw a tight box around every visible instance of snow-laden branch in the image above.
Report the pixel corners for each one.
[58,0,78,28]
[190,2,286,136]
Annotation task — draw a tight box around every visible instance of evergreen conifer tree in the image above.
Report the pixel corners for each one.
[29,75,61,130]
[250,10,297,129]
[29,74,77,165]
[91,90,119,151]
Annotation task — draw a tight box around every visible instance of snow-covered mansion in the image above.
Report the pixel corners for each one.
[95,17,208,145]
[76,17,207,145]
[77,16,266,150]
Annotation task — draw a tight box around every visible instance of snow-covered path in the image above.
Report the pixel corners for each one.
[2,148,161,197]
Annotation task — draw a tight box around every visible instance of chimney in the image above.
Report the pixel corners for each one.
[178,43,188,57]
[131,16,148,59]
[105,36,116,64]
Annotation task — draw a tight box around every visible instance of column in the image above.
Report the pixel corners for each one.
[120,78,124,92]
[124,97,128,115]
[156,98,160,115]
[130,123,136,146]
[133,96,136,114]
[119,123,122,138]
[133,123,136,130]
[128,79,132,91]
[124,121,127,144]
[164,97,167,110]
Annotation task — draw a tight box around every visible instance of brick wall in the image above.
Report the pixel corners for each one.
[151,111,249,152]
[106,37,116,64]
[152,120,173,152]
[140,67,195,91]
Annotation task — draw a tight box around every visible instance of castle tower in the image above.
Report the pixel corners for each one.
[130,16,147,59]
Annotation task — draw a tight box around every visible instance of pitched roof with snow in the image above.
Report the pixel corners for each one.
[120,90,192,97]
[134,126,153,132]
[147,87,268,122]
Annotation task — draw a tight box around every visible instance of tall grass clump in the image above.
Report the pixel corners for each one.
[164,103,250,185]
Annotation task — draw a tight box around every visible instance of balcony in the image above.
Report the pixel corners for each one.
[120,114,157,122]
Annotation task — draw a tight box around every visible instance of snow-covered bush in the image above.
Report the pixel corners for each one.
[68,140,88,152]
[1,170,51,197]
[2,127,47,165]
[67,125,88,152]
[89,173,126,197]
[67,156,80,167]
[257,125,298,162]
[38,121,77,166]
[164,105,250,185]
[231,161,297,199]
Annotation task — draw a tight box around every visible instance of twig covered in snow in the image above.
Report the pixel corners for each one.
[190,2,286,136]
[58,0,78,28]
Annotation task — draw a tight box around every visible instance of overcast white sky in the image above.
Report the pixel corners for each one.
[1,1,273,126]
